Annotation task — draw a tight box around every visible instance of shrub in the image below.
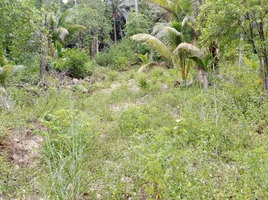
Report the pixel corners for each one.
[96,39,138,70]
[54,49,92,78]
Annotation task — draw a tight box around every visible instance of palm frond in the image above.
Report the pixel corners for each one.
[53,27,69,42]
[130,33,171,61]
[55,40,63,57]
[48,13,55,30]
[58,9,69,27]
[173,42,202,58]
[138,53,149,64]
[66,24,86,37]
[152,23,182,49]
[191,0,203,20]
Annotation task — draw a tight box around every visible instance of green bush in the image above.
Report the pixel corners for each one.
[54,49,93,78]
[96,39,137,70]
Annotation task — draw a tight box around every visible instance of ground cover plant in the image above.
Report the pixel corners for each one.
[1,0,268,199]
[1,63,268,199]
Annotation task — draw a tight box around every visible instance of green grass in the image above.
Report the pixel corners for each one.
[1,65,268,199]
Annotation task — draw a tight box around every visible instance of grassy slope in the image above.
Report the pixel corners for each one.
[1,66,268,199]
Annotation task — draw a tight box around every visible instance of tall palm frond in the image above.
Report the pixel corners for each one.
[188,54,212,71]
[66,24,86,39]
[130,33,171,61]
[58,9,70,27]
[173,42,203,57]
[53,27,69,42]
[151,0,190,21]
[48,8,85,44]
[152,23,182,49]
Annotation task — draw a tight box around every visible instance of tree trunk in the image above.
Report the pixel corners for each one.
[209,41,219,71]
[198,69,208,90]
[113,12,117,42]
[90,38,98,59]
[263,57,268,91]
[119,24,123,40]
[238,17,244,69]
[135,0,138,14]
[96,37,99,56]
[257,19,268,91]
[78,31,83,50]
[40,14,48,81]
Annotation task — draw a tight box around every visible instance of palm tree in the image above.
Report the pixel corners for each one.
[173,43,211,89]
[48,8,86,57]
[105,0,135,42]
[131,23,211,89]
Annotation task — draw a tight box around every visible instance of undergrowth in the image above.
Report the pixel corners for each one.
[1,65,268,199]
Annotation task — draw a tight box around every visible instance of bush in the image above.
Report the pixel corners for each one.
[96,39,138,70]
[54,49,93,78]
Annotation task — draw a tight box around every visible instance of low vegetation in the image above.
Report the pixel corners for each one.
[1,63,268,198]
[1,0,268,199]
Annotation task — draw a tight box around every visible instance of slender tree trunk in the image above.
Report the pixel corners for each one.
[96,37,99,56]
[262,57,268,91]
[209,41,219,71]
[257,19,268,91]
[74,0,77,7]
[90,38,98,59]
[238,17,244,69]
[135,0,138,14]
[113,12,117,42]
[119,25,123,39]
[40,14,48,80]
[78,31,83,50]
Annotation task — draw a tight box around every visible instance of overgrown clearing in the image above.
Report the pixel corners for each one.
[1,66,268,199]
[1,0,268,199]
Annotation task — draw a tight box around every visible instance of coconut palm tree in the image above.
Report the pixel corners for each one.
[105,0,135,42]
[173,43,211,89]
[131,23,211,89]
[47,8,86,57]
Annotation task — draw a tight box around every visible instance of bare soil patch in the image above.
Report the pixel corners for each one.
[0,128,43,167]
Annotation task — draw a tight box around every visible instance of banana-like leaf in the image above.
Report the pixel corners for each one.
[130,33,171,61]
